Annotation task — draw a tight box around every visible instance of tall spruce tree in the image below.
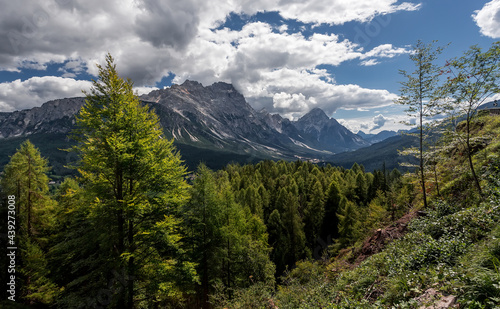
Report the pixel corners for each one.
[70,54,192,308]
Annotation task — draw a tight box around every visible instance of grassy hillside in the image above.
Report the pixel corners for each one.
[219,113,500,308]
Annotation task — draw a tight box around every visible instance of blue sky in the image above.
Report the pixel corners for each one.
[0,0,499,133]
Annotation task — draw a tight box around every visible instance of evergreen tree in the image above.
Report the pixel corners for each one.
[321,180,341,241]
[336,197,360,249]
[267,209,289,275]
[185,165,274,307]
[70,54,192,308]
[281,191,306,265]
[184,165,223,308]
[304,180,325,249]
[354,172,368,205]
[1,140,58,305]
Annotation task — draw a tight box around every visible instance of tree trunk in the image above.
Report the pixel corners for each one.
[202,200,209,309]
[420,102,428,208]
[127,219,134,309]
[466,119,482,195]
[116,169,126,308]
[27,155,32,238]
[433,164,441,197]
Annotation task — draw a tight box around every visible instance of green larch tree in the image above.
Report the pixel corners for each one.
[71,54,192,308]
[321,180,341,241]
[184,165,274,307]
[267,209,289,276]
[304,180,325,249]
[335,197,360,250]
[1,140,58,305]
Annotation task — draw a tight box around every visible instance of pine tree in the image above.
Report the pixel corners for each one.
[184,166,274,307]
[1,140,58,305]
[354,172,368,205]
[336,197,360,249]
[267,209,289,275]
[321,180,341,240]
[304,180,325,249]
[70,54,191,308]
[279,189,306,265]
[183,165,222,308]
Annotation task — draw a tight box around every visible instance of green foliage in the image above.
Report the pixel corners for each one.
[184,165,274,307]
[397,40,447,209]
[440,41,500,194]
[63,53,192,308]
[336,197,360,249]
[459,226,500,307]
[221,159,401,276]
[1,140,59,305]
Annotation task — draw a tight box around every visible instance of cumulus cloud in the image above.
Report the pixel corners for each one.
[0,76,157,112]
[473,0,500,38]
[338,113,410,133]
[258,0,421,25]
[0,0,418,114]
[371,114,390,131]
[0,76,92,111]
[169,23,401,117]
[134,0,202,49]
[361,59,379,66]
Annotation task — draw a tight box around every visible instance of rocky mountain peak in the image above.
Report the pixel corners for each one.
[180,79,204,88]
[298,107,330,123]
[0,80,371,159]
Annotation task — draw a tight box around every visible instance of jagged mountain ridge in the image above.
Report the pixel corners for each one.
[293,107,369,151]
[0,97,86,138]
[357,130,398,144]
[0,80,374,166]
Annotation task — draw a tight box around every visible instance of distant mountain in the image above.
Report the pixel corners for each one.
[357,130,398,144]
[0,97,86,138]
[327,133,418,171]
[478,100,499,110]
[293,108,369,152]
[0,80,371,173]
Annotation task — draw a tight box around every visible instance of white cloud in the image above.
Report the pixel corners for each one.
[371,114,390,131]
[473,0,500,38]
[0,0,417,115]
[254,0,421,25]
[169,23,403,117]
[361,59,379,66]
[0,76,157,112]
[0,76,92,111]
[134,86,159,96]
[338,113,411,133]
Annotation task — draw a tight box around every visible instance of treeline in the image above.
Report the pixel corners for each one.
[222,159,410,275]
[0,54,413,308]
[0,144,412,308]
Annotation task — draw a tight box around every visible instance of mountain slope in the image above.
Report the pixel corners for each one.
[357,130,398,144]
[293,107,369,152]
[327,133,418,171]
[0,81,372,173]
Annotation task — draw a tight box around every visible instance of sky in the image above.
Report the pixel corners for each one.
[0,0,499,133]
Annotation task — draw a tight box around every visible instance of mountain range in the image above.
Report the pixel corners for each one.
[0,80,404,174]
